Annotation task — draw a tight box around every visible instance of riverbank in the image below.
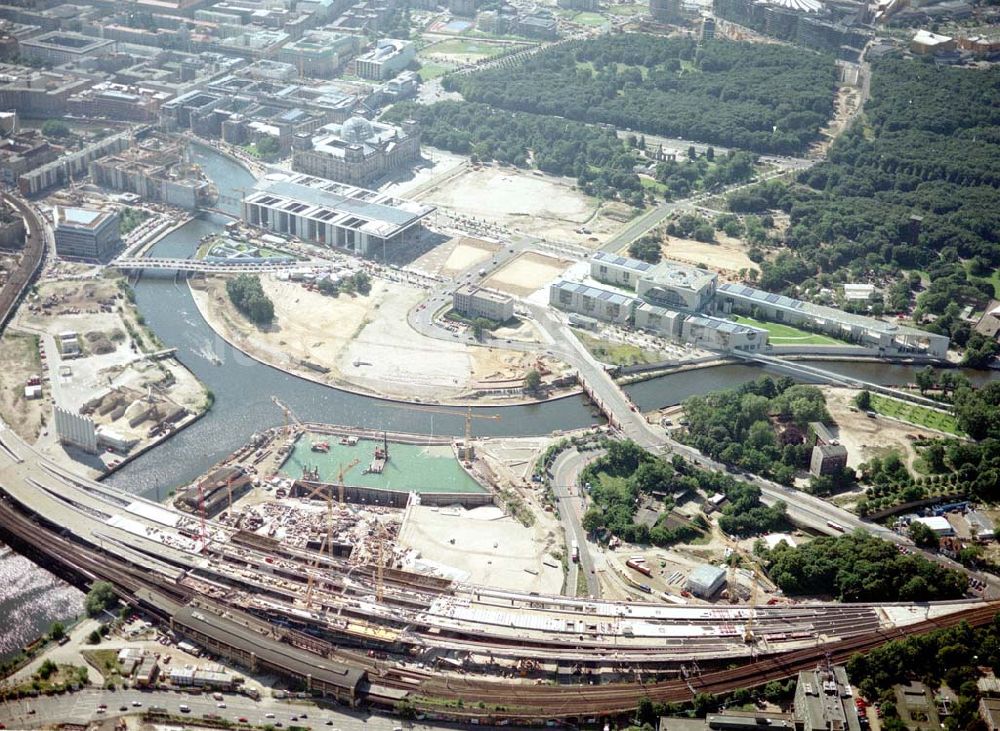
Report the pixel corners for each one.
[188,274,585,407]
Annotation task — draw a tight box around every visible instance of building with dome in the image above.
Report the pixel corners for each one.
[291,116,421,187]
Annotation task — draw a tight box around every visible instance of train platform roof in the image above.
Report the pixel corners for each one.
[173,605,367,695]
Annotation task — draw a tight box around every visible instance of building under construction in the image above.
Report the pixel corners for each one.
[89,132,218,210]
[176,465,254,519]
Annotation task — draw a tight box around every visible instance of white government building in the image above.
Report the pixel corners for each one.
[549,250,948,357]
[241,172,434,259]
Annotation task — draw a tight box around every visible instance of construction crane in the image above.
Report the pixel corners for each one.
[271,396,303,437]
[723,535,764,644]
[303,459,359,607]
[375,520,390,603]
[393,403,501,461]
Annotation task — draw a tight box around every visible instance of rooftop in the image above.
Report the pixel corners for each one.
[56,206,114,230]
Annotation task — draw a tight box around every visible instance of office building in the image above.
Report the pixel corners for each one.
[20,31,116,65]
[241,172,434,259]
[453,284,514,323]
[715,282,948,357]
[549,280,636,325]
[292,116,420,187]
[353,39,414,80]
[591,251,718,313]
[278,30,358,78]
[54,206,121,260]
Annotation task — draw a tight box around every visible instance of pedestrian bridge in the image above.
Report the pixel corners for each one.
[111,257,314,274]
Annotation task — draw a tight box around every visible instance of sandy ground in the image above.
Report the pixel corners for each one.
[823,386,920,469]
[654,233,759,274]
[411,235,501,277]
[398,504,563,593]
[377,146,467,198]
[810,84,862,159]
[194,276,535,401]
[484,252,574,297]
[418,164,639,246]
[0,331,45,441]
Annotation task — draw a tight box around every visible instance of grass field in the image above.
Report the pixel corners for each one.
[572,11,609,25]
[870,394,963,436]
[418,61,451,81]
[427,38,509,59]
[573,329,661,366]
[732,315,845,345]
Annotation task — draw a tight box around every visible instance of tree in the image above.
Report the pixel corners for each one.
[854,389,872,411]
[41,119,71,138]
[85,581,116,618]
[49,622,65,642]
[915,366,936,395]
[705,146,715,162]
[629,235,662,263]
[255,136,280,159]
[524,369,542,391]
[908,520,940,549]
[37,659,58,681]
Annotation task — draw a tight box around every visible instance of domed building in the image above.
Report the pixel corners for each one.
[291,114,421,187]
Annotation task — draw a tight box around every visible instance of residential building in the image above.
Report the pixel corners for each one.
[794,665,863,731]
[842,283,875,301]
[353,39,414,80]
[67,82,172,123]
[685,564,726,598]
[980,698,1000,731]
[241,172,435,259]
[549,280,636,325]
[715,282,948,357]
[453,284,514,323]
[809,443,848,477]
[292,116,421,187]
[0,133,61,185]
[54,206,121,261]
[701,15,716,40]
[20,31,116,65]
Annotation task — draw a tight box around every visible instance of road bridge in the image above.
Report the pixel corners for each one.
[111,257,317,274]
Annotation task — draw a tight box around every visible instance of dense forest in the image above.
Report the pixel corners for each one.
[383,100,643,202]
[580,440,787,543]
[445,35,836,155]
[733,60,1000,317]
[764,531,968,602]
[680,376,830,485]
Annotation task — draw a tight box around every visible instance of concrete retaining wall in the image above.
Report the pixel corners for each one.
[294,480,494,509]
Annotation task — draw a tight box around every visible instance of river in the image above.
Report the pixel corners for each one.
[3,142,996,660]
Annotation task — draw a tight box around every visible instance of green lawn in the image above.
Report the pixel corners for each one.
[417,62,452,81]
[731,315,845,345]
[572,11,609,26]
[573,329,662,366]
[426,38,509,59]
[869,394,963,436]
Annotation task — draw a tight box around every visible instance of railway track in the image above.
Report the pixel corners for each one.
[3,487,998,721]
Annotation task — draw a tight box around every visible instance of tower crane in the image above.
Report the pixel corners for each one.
[303,460,358,607]
[393,403,501,461]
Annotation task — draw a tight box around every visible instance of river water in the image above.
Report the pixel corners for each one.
[3,143,997,659]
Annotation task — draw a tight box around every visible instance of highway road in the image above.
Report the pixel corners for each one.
[551,447,604,598]
[0,688,423,730]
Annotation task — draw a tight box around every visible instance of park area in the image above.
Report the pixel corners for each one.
[420,38,513,65]
[731,315,845,346]
[869,394,963,437]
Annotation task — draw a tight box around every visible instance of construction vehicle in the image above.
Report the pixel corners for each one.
[393,404,501,461]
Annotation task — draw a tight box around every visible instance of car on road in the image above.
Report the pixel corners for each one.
[265,712,276,718]
[131,700,142,707]
[238,718,248,723]
[218,702,226,708]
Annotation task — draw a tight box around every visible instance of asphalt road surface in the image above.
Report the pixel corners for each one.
[0,688,424,730]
